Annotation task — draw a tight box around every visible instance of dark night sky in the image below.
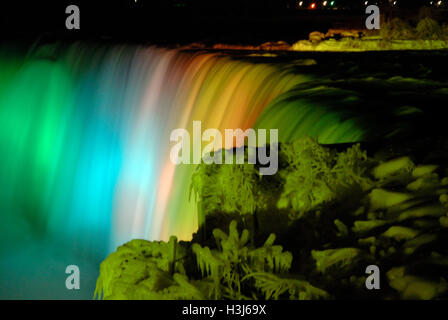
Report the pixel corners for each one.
[0,0,441,43]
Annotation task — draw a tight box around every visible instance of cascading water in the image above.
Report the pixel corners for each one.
[0,43,364,298]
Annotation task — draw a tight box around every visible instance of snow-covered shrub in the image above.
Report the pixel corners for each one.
[190,153,259,218]
[192,220,294,299]
[416,17,443,40]
[380,18,415,40]
[277,137,374,219]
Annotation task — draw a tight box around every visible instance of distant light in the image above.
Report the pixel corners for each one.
[430,0,433,3]
[310,2,316,8]
[323,0,327,5]
[438,0,442,5]
[393,0,396,4]
[365,0,368,4]
[330,0,335,5]
[299,1,303,6]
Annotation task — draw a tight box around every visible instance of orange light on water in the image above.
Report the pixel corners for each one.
[310,3,316,8]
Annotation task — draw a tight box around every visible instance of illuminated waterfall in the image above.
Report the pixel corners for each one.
[0,43,364,262]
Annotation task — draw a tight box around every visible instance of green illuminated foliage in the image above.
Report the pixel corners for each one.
[380,18,415,40]
[190,138,374,224]
[278,137,334,214]
[242,272,330,300]
[277,137,373,218]
[416,17,444,40]
[98,137,448,300]
[333,143,372,190]
[379,16,448,41]
[192,220,293,299]
[190,152,261,240]
[95,219,315,300]
[190,160,259,217]
[311,248,363,274]
[94,237,189,300]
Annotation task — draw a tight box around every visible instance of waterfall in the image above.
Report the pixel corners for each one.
[0,44,314,254]
[0,43,367,297]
